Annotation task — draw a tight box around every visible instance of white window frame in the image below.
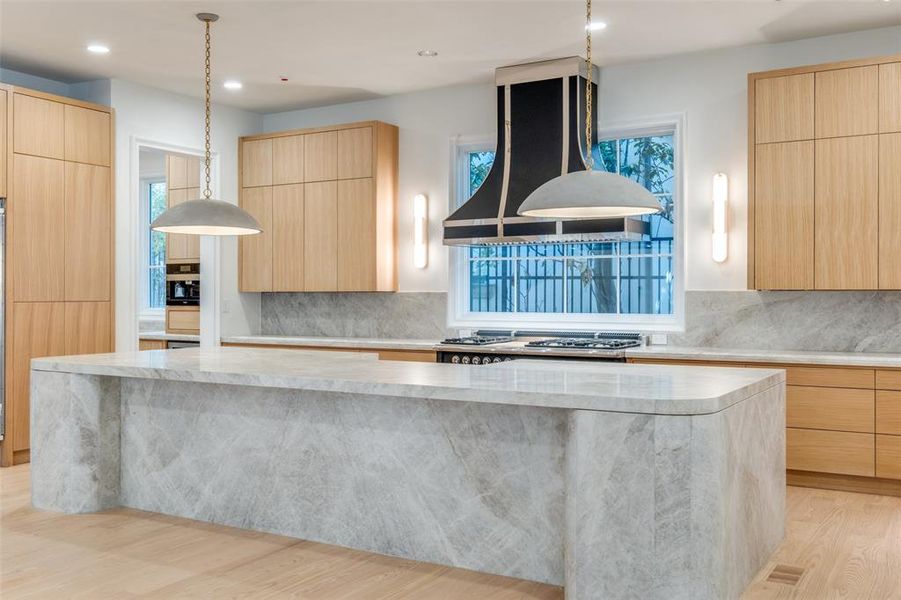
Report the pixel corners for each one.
[139,176,166,318]
[447,114,685,332]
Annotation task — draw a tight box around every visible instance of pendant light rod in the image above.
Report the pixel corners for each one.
[198,12,217,200]
[585,0,593,170]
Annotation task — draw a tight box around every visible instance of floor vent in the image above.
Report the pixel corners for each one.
[766,564,805,586]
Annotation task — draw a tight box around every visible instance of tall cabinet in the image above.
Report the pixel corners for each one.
[1,87,115,466]
[749,54,901,290]
[238,121,398,292]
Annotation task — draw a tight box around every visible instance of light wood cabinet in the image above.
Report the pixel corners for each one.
[338,127,373,179]
[242,139,272,188]
[0,87,7,197]
[877,391,901,435]
[239,186,273,291]
[304,131,338,182]
[166,306,200,334]
[815,66,879,138]
[165,155,201,263]
[754,141,814,289]
[2,86,115,467]
[273,135,304,185]
[787,428,875,477]
[10,154,65,302]
[880,133,901,288]
[880,63,901,133]
[64,105,110,166]
[272,184,304,291]
[139,339,168,351]
[239,121,397,292]
[877,435,901,479]
[754,74,814,143]
[13,93,64,159]
[749,54,901,291]
[64,163,111,301]
[814,135,878,289]
[787,386,874,433]
[303,181,338,291]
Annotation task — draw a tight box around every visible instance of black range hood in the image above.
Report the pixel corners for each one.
[443,57,649,246]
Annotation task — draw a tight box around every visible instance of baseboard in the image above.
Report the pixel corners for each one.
[787,470,901,497]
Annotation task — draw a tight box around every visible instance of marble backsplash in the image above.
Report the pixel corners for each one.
[260,290,901,352]
[261,292,451,339]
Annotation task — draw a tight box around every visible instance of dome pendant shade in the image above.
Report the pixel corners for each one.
[518,169,662,219]
[150,198,262,236]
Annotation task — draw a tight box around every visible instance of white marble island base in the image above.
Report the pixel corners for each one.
[30,348,785,599]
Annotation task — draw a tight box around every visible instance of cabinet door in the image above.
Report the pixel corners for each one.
[879,133,901,288]
[167,154,188,189]
[755,74,814,143]
[13,93,64,159]
[165,188,188,261]
[64,302,112,355]
[273,135,304,185]
[303,181,338,290]
[10,302,66,452]
[754,141,814,289]
[184,187,201,260]
[880,63,901,134]
[815,66,879,138]
[65,163,111,301]
[239,186,273,291]
[10,154,65,301]
[786,428,875,476]
[0,88,7,197]
[242,139,272,188]
[64,105,110,166]
[273,184,304,291]
[815,136,878,289]
[337,178,376,291]
[337,126,373,179]
[186,156,201,188]
[304,131,337,182]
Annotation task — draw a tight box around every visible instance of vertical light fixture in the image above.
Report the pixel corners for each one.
[413,194,429,269]
[712,173,728,263]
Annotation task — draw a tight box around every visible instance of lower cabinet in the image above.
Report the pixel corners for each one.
[139,339,168,351]
[5,301,112,464]
[786,428,875,477]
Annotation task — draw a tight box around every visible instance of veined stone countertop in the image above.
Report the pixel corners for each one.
[626,345,901,368]
[221,335,438,351]
[31,346,782,416]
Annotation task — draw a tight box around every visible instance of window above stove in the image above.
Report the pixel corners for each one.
[448,118,685,333]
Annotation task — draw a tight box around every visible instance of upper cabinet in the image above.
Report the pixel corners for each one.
[239,121,398,293]
[754,74,814,143]
[13,93,64,160]
[64,105,111,166]
[165,154,201,263]
[815,66,879,138]
[749,55,901,291]
[0,86,8,197]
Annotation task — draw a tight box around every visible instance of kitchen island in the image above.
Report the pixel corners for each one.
[30,347,785,600]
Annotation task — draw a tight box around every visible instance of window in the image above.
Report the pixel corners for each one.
[143,180,167,311]
[450,123,681,330]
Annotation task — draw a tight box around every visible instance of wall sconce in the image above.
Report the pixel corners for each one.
[711,173,728,263]
[413,193,429,269]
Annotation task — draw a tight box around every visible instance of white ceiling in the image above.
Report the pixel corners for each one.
[1,1,899,113]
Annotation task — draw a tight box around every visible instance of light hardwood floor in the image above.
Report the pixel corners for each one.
[3,464,901,599]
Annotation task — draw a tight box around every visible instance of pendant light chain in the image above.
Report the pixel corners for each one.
[585,0,593,171]
[203,19,212,199]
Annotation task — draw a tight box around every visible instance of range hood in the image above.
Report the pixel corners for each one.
[443,57,649,246]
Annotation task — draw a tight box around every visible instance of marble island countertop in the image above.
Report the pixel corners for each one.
[31,346,783,416]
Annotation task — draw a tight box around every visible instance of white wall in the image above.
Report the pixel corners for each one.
[263,24,901,293]
[109,79,263,350]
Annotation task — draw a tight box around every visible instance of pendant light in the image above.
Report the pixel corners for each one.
[517,0,661,219]
[151,13,262,236]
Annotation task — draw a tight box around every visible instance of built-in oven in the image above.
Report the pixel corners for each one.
[166,263,200,306]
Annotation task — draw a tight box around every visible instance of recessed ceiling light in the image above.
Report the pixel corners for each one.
[586,22,607,31]
[417,50,438,57]
[86,44,110,54]
[223,80,243,90]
